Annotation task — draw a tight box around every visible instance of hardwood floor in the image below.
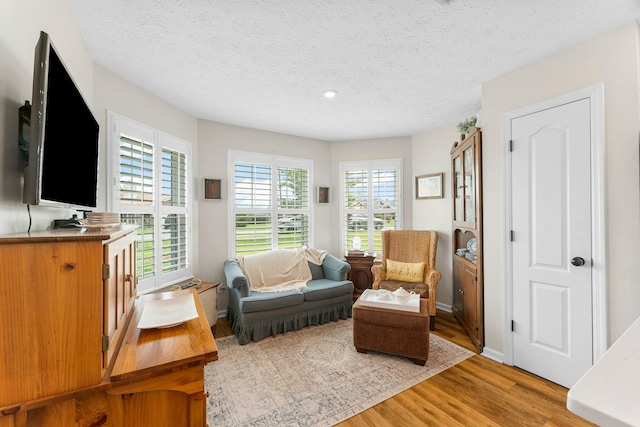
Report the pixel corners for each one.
[213,311,594,426]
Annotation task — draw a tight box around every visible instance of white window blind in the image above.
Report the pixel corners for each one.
[109,113,192,293]
[161,148,188,273]
[230,151,312,257]
[341,160,402,255]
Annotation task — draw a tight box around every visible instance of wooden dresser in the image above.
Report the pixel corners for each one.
[0,227,217,427]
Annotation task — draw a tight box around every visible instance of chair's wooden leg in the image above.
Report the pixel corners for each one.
[430,316,435,331]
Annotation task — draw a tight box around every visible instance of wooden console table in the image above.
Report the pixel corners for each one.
[107,290,218,426]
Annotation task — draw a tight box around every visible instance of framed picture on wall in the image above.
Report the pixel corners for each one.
[416,173,444,199]
[317,186,330,204]
[204,178,222,200]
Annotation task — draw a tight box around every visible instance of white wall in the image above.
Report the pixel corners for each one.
[0,0,94,234]
[482,21,640,354]
[3,2,639,344]
[196,129,413,310]
[330,136,414,254]
[412,124,461,309]
[196,120,333,308]
[91,64,199,274]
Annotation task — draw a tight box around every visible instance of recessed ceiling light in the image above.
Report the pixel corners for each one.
[324,90,338,99]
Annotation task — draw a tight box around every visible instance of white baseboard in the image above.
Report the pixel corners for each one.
[436,302,452,313]
[434,302,503,363]
[480,347,504,363]
[217,309,227,319]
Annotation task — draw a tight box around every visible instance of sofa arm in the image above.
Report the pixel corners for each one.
[321,254,351,281]
[223,260,250,298]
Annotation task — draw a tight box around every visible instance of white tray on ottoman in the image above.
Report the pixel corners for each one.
[358,288,420,312]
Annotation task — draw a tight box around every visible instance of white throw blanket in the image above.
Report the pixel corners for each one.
[304,247,328,266]
[239,248,328,293]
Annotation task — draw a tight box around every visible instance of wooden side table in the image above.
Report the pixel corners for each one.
[166,281,220,328]
[345,254,377,301]
[191,282,220,328]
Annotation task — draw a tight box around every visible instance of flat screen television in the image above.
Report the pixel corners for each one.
[23,31,99,210]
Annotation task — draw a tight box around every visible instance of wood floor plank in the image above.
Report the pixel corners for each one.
[214,310,595,426]
[453,356,517,390]
[335,408,393,427]
[427,368,551,426]
[404,383,502,426]
[369,397,449,427]
[390,388,467,426]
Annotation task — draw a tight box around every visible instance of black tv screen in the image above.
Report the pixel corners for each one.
[23,31,99,209]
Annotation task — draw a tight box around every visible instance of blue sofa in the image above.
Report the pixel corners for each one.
[223,253,354,344]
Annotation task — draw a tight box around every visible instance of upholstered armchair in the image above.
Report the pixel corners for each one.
[372,230,441,330]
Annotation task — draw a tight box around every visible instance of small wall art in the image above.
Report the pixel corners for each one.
[416,173,444,199]
[317,186,330,204]
[203,178,222,200]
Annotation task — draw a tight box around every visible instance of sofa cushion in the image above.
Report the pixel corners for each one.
[239,290,305,313]
[302,279,354,302]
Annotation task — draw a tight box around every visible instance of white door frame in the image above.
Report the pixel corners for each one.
[502,84,607,366]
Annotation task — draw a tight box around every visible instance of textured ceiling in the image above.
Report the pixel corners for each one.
[68,0,640,141]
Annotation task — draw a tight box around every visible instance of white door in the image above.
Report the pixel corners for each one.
[511,98,592,389]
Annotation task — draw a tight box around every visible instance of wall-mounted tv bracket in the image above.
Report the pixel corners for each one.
[18,100,31,161]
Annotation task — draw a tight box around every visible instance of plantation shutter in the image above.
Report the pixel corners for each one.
[119,136,154,206]
[341,160,402,255]
[230,151,312,257]
[234,162,273,256]
[110,113,192,293]
[119,134,156,282]
[372,167,398,253]
[161,148,188,273]
[276,166,309,250]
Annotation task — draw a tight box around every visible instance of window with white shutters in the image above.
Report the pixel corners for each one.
[341,160,402,256]
[230,151,312,257]
[109,113,192,293]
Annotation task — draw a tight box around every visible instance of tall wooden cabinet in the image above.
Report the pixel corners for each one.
[0,227,217,426]
[451,129,484,352]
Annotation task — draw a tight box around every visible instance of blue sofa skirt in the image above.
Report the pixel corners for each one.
[227,292,353,345]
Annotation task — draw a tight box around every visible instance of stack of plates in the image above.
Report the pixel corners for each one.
[80,212,122,229]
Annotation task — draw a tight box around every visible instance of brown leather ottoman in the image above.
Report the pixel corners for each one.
[352,297,430,365]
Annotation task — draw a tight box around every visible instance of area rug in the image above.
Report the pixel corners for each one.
[205,318,474,426]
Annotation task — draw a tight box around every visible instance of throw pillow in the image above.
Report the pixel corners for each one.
[386,259,425,283]
[307,261,324,280]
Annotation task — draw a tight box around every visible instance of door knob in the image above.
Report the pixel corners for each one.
[571,257,586,266]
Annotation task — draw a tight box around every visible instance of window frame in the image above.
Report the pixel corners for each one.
[228,150,314,258]
[107,112,193,294]
[339,159,403,256]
